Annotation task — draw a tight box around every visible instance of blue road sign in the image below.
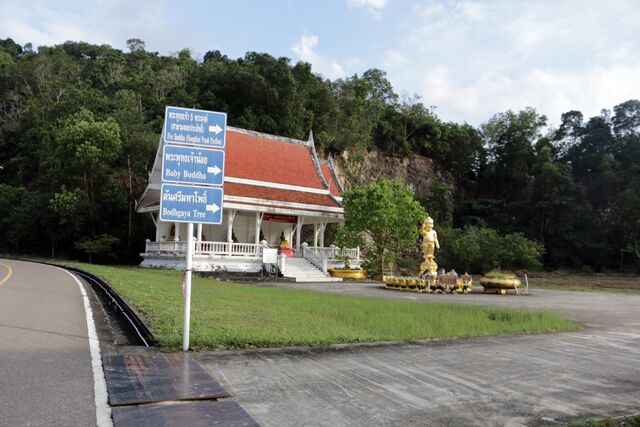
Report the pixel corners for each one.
[162,145,225,186]
[163,106,227,148]
[160,184,224,224]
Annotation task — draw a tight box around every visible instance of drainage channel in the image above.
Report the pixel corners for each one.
[65,267,155,348]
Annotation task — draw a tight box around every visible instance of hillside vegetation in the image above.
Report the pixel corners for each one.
[0,38,638,272]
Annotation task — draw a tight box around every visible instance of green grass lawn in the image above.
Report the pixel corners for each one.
[68,263,579,351]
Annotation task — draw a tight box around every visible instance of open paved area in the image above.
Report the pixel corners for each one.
[196,281,640,426]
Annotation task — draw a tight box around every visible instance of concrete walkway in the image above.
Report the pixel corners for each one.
[196,281,640,426]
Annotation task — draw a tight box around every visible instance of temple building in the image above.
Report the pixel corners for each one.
[136,127,359,281]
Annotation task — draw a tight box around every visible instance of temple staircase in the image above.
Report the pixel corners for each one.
[282,257,342,283]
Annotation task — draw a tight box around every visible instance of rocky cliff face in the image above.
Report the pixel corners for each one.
[330,150,454,198]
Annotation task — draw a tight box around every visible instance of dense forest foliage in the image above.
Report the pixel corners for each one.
[0,38,638,272]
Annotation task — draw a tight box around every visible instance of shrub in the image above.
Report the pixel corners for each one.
[74,234,120,263]
[438,226,543,274]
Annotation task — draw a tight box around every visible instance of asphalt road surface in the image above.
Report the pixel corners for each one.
[0,259,110,427]
[197,281,640,426]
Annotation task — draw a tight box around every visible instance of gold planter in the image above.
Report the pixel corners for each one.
[480,272,521,292]
[328,269,367,279]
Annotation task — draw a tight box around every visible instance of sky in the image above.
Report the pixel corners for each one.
[1,0,639,126]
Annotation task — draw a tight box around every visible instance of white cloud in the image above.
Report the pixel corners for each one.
[347,0,388,18]
[457,2,487,22]
[420,63,640,125]
[412,3,446,20]
[383,50,411,70]
[292,35,346,80]
[383,0,640,125]
[0,2,111,48]
[0,0,193,54]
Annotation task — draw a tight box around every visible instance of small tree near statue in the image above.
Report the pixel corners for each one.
[338,177,426,276]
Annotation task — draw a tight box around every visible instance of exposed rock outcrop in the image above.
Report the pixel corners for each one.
[330,150,455,198]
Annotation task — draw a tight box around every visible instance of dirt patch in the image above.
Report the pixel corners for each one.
[525,272,640,291]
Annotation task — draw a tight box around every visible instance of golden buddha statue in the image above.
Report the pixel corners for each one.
[419,216,439,276]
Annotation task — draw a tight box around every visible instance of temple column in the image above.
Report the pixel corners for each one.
[155,216,161,242]
[295,216,304,252]
[319,222,326,247]
[174,222,180,241]
[197,223,203,242]
[255,212,264,245]
[313,223,319,247]
[226,210,236,256]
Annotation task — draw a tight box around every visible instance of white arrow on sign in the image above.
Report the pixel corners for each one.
[209,124,223,134]
[205,203,220,213]
[207,165,222,175]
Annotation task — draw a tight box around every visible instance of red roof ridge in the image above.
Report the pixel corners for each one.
[227,126,312,148]
[227,126,332,193]
[319,155,344,197]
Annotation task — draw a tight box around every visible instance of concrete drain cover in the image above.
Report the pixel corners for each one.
[103,353,231,406]
[111,400,258,427]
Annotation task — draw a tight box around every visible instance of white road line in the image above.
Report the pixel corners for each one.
[58,267,113,427]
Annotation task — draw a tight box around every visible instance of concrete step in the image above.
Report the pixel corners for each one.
[293,276,343,283]
[281,257,342,282]
[283,268,322,273]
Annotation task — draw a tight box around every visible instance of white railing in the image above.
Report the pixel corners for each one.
[145,241,263,257]
[144,241,188,255]
[144,240,358,261]
[304,246,360,261]
[303,246,328,273]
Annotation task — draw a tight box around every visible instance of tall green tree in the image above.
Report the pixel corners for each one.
[481,107,547,196]
[49,109,121,234]
[338,177,425,275]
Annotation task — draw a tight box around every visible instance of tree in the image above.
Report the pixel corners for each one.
[527,146,593,267]
[481,108,547,195]
[338,177,425,275]
[438,226,543,273]
[126,38,146,53]
[74,234,120,263]
[612,99,640,137]
[553,110,584,158]
[50,109,121,234]
[420,179,453,227]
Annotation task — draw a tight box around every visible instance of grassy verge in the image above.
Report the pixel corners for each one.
[526,272,640,295]
[530,283,640,295]
[68,263,578,350]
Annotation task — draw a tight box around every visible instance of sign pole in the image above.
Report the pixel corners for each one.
[183,223,194,351]
[158,106,227,352]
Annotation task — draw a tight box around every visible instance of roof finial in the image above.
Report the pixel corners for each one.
[308,130,314,145]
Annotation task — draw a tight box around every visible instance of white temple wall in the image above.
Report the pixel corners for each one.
[261,222,294,245]
[156,220,173,241]
[234,214,251,242]
[203,221,225,242]
[155,212,326,246]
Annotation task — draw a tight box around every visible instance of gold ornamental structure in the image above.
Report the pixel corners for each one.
[383,215,473,294]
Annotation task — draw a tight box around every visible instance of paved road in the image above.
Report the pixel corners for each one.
[197,281,640,426]
[0,259,108,427]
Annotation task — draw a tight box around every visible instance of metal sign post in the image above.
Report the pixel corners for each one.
[159,105,227,352]
[183,223,194,351]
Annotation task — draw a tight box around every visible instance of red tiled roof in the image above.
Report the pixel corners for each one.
[225,183,341,208]
[320,162,341,197]
[226,129,326,189]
